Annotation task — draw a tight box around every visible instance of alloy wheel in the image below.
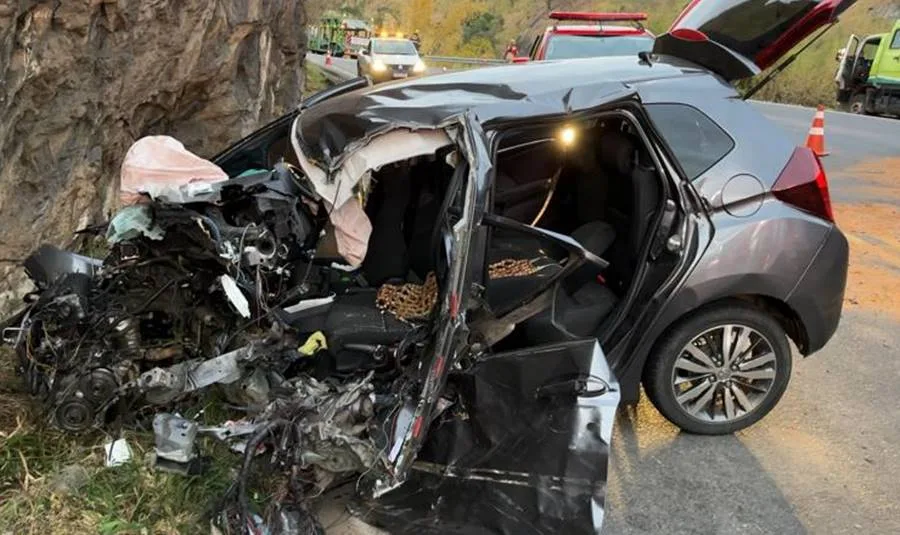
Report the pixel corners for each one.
[671,324,778,423]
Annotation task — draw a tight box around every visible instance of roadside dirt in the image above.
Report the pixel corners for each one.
[833,198,900,320]
[831,156,900,319]
[837,157,900,202]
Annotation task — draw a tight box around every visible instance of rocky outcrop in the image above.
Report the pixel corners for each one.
[0,1,306,311]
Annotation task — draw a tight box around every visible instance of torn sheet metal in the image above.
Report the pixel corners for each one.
[292,126,452,210]
[153,413,207,475]
[153,413,199,464]
[136,344,262,404]
[368,339,620,534]
[259,373,383,492]
[120,136,229,205]
[292,125,451,266]
[375,112,488,495]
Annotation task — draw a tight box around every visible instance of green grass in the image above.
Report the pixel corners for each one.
[305,63,331,96]
[0,348,240,534]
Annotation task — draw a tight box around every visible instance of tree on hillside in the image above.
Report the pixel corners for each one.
[403,0,433,35]
[462,11,504,46]
[373,6,399,28]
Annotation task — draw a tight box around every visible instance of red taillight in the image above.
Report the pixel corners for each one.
[669,28,709,42]
[772,147,834,222]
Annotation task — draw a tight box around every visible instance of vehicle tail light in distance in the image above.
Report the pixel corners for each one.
[549,11,648,22]
[772,147,834,222]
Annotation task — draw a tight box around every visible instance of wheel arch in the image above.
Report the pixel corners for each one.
[615,292,809,403]
[651,294,810,357]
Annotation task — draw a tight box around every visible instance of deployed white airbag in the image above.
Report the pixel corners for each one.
[119,136,229,205]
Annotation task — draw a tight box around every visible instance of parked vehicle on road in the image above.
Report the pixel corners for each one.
[513,11,655,63]
[308,12,372,58]
[835,19,900,116]
[357,37,427,82]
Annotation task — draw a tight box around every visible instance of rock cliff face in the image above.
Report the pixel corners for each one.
[0,0,306,311]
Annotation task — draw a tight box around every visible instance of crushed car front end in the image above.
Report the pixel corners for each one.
[1,69,625,534]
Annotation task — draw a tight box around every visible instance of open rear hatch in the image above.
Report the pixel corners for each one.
[654,0,857,81]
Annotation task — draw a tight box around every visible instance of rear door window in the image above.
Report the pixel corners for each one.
[645,103,734,180]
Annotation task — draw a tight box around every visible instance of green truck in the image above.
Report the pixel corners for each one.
[835,19,900,116]
[308,12,372,58]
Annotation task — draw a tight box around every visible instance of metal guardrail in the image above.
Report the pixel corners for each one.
[319,63,352,83]
[423,55,507,66]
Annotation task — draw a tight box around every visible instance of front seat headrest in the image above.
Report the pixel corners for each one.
[598,132,637,175]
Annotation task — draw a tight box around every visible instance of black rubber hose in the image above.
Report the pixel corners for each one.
[236,418,291,533]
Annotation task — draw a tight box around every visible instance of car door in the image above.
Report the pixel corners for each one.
[835,34,860,91]
[654,0,858,80]
[372,110,625,526]
[370,339,621,535]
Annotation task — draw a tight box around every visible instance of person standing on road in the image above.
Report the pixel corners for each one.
[504,40,519,62]
[411,30,422,50]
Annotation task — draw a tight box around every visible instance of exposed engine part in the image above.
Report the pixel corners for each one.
[136,345,250,403]
[152,413,207,476]
[212,372,381,535]
[7,167,328,432]
[54,398,96,433]
[153,413,199,464]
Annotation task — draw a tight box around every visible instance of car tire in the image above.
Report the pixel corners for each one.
[643,302,792,435]
[849,92,867,115]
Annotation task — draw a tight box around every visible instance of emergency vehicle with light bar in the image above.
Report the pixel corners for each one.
[514,11,655,62]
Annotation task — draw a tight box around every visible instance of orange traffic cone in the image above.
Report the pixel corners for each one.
[805,105,829,157]
[325,50,333,66]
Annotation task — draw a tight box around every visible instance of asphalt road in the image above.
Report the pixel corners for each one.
[307,52,900,534]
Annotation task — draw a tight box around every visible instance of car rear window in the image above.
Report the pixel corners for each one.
[645,103,734,180]
[545,34,654,60]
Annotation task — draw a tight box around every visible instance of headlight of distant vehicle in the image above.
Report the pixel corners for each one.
[413,60,427,73]
[372,59,387,72]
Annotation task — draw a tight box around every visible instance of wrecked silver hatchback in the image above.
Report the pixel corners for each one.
[2,74,624,534]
